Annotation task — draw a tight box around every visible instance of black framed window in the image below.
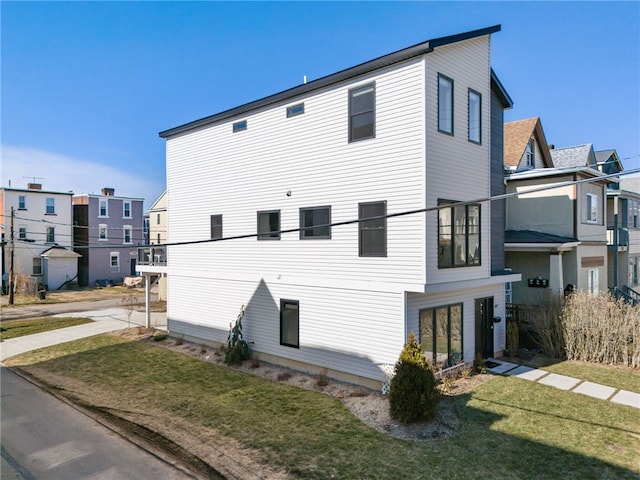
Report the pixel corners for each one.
[280,299,299,348]
[526,139,535,168]
[419,304,463,368]
[438,200,480,268]
[286,103,305,118]
[359,201,386,257]
[468,89,481,144]
[211,214,223,240]
[233,120,247,133]
[349,83,375,142]
[46,226,55,243]
[257,210,280,240]
[438,73,454,135]
[300,206,331,239]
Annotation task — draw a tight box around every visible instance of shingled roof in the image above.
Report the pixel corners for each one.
[503,117,553,170]
[550,144,597,169]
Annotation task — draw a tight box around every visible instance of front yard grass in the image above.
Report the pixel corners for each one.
[5,335,640,479]
[0,317,93,341]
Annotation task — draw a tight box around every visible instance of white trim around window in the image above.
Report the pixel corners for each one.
[586,193,598,224]
[110,252,120,271]
[123,225,133,244]
[123,201,132,218]
[99,199,109,218]
[99,224,108,241]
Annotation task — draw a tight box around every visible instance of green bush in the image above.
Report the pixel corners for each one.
[220,306,251,365]
[389,332,440,423]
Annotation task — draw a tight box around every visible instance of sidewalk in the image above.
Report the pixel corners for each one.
[486,358,640,409]
[1,308,167,362]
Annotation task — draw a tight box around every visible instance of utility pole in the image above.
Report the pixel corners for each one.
[9,206,15,305]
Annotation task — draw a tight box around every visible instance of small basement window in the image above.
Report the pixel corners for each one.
[233,120,247,133]
[286,103,305,118]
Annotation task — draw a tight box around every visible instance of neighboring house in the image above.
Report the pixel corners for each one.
[73,188,145,287]
[504,124,611,305]
[148,25,520,388]
[599,150,640,296]
[148,190,168,300]
[0,184,79,291]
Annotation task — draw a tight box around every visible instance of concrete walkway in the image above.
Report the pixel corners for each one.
[486,358,640,409]
[1,308,167,362]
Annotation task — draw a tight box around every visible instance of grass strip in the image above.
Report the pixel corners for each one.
[6,335,640,479]
[0,317,93,341]
[534,360,640,393]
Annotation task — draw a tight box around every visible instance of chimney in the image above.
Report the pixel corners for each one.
[548,144,555,150]
[102,187,115,196]
[28,183,42,190]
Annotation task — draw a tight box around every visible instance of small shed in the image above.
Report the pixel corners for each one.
[41,246,82,290]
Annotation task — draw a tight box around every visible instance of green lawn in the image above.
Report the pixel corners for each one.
[0,317,93,341]
[6,335,640,479]
[535,360,640,393]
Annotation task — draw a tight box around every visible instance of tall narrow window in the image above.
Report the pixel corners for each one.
[123,226,132,244]
[438,74,454,135]
[46,227,55,243]
[526,139,535,168]
[211,214,223,240]
[19,227,27,240]
[99,225,108,240]
[157,213,161,225]
[359,201,386,257]
[419,304,463,368]
[468,89,481,144]
[280,299,299,348]
[99,199,108,217]
[588,269,599,295]
[157,233,161,244]
[300,206,331,239]
[123,201,131,218]
[257,210,280,240]
[33,257,42,275]
[45,198,55,214]
[586,193,598,223]
[438,200,481,268]
[349,83,375,142]
[110,252,120,271]
[18,195,26,210]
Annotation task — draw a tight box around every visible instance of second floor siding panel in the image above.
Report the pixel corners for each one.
[425,35,492,284]
[167,58,428,289]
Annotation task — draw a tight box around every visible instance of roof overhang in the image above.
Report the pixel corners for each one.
[505,241,580,253]
[421,272,523,294]
[160,25,501,139]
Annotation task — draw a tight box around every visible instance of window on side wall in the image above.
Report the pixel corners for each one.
[419,303,463,368]
[123,226,132,244]
[300,206,331,239]
[280,299,299,348]
[286,103,305,118]
[123,201,131,218]
[257,210,280,240]
[438,200,481,268]
[211,214,223,240]
[438,73,454,135]
[99,225,108,240]
[99,199,108,217]
[46,227,55,243]
[586,193,598,223]
[468,89,481,144]
[359,201,386,257]
[19,227,27,240]
[110,252,120,270]
[526,139,535,168]
[33,257,42,275]
[588,268,599,295]
[349,83,375,142]
[45,198,55,214]
[18,196,26,210]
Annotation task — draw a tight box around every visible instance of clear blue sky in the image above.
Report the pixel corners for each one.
[2,1,639,208]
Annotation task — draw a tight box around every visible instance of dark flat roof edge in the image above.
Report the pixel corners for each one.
[160,25,501,139]
[1,187,74,196]
[490,68,513,109]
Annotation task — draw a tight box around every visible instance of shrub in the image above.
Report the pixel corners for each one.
[389,332,440,423]
[314,368,329,387]
[220,306,251,365]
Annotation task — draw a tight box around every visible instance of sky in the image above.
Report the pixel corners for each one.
[2,1,639,210]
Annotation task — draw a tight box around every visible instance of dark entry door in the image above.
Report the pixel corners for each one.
[130,259,136,276]
[475,297,494,359]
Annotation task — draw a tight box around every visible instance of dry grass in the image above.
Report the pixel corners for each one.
[0,317,93,341]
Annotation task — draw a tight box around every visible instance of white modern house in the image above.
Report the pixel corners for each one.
[151,25,520,387]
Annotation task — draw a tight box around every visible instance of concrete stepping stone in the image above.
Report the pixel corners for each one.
[485,358,519,375]
[537,373,581,391]
[610,390,640,409]
[506,365,548,381]
[572,381,616,400]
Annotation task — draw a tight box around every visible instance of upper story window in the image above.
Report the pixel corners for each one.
[233,120,247,133]
[438,73,454,135]
[18,195,26,210]
[300,206,331,239]
[257,210,280,240]
[123,201,132,218]
[526,139,535,168]
[46,226,55,243]
[349,83,375,142]
[586,193,598,223]
[438,200,481,268]
[359,201,386,257]
[99,225,108,240]
[123,225,133,244]
[19,227,27,240]
[99,199,108,217]
[157,213,161,225]
[286,103,305,118]
[468,89,481,144]
[211,214,223,240]
[45,197,55,215]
